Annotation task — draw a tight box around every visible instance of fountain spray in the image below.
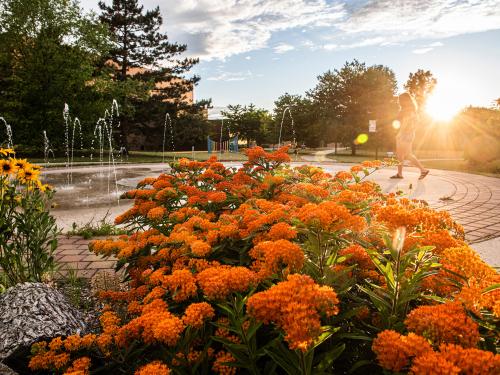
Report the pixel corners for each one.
[1,117,14,149]
[278,106,296,147]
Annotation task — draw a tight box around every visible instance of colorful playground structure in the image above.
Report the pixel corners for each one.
[207,135,239,154]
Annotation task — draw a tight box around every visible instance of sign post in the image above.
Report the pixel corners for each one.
[369,120,378,159]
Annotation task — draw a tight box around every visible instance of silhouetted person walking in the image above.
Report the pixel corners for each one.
[391,92,429,180]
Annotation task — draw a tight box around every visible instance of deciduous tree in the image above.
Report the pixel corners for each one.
[0,0,111,151]
[404,69,437,112]
[308,60,398,155]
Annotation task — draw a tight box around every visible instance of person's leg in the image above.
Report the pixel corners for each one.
[406,153,427,173]
[394,141,405,177]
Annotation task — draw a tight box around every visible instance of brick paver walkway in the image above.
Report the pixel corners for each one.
[55,236,117,278]
[429,170,500,244]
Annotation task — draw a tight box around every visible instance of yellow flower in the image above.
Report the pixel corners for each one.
[0,159,18,175]
[0,148,15,157]
[12,158,29,170]
[36,180,51,192]
[17,167,40,183]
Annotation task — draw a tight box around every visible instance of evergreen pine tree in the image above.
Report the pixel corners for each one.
[99,0,201,104]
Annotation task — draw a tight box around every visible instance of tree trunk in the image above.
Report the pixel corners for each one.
[351,142,356,156]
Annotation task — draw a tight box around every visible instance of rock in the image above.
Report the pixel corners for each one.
[0,282,88,360]
[0,363,18,375]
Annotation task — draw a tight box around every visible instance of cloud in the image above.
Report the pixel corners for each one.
[274,43,295,54]
[82,0,500,60]
[339,0,500,41]
[320,36,386,51]
[206,70,254,81]
[412,47,434,54]
[87,0,345,60]
[412,41,444,54]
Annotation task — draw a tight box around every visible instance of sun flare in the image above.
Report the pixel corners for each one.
[425,85,468,122]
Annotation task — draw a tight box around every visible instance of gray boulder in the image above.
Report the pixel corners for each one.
[0,363,18,375]
[0,282,87,360]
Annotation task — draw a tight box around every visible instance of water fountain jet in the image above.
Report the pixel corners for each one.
[278,106,296,147]
[1,117,13,149]
[43,131,55,164]
[162,113,175,164]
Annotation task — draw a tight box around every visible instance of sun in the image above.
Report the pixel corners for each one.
[425,86,467,122]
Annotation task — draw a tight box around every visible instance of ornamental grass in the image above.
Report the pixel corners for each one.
[28,147,499,374]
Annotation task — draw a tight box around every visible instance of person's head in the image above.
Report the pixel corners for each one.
[398,92,418,115]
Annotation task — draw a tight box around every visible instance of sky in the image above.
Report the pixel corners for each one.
[81,0,500,114]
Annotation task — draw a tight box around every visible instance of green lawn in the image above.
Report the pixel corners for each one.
[30,149,499,177]
[421,159,500,177]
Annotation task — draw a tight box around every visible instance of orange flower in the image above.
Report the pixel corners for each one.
[249,239,304,278]
[135,361,170,375]
[197,265,257,300]
[147,206,167,221]
[410,351,460,375]
[153,315,185,346]
[163,269,198,302]
[372,330,433,372]
[64,357,91,375]
[295,201,366,233]
[190,240,212,257]
[182,302,215,328]
[212,351,237,375]
[207,191,227,203]
[266,222,297,241]
[339,244,373,271]
[404,303,479,348]
[438,343,500,374]
[247,274,339,351]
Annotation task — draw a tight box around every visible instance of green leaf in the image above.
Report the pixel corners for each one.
[482,283,500,294]
[264,347,299,375]
[348,360,373,374]
[245,321,263,340]
[314,343,345,372]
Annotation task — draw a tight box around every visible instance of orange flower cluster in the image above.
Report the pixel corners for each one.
[196,265,257,300]
[29,334,95,372]
[244,146,290,170]
[64,357,91,375]
[212,351,237,375]
[373,331,500,374]
[436,246,500,317]
[409,351,460,375]
[374,199,464,239]
[249,239,304,278]
[295,201,366,233]
[135,361,170,375]
[437,344,500,375]
[372,330,433,372]
[247,274,339,351]
[404,303,480,347]
[182,302,215,328]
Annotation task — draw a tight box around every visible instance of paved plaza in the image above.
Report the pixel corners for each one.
[50,163,500,277]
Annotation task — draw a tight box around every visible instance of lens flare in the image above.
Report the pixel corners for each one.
[392,120,401,130]
[355,134,369,145]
